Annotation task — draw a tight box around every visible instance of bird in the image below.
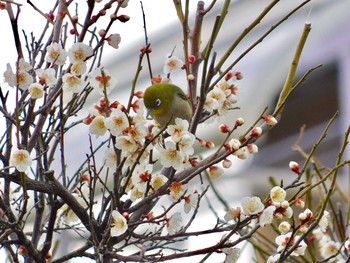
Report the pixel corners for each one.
[143,83,192,127]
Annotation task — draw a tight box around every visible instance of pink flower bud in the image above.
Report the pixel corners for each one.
[235,71,243,80]
[117,14,130,23]
[83,115,94,125]
[289,161,300,174]
[263,115,278,126]
[219,124,230,133]
[247,143,258,154]
[225,71,233,81]
[134,91,143,98]
[295,198,305,208]
[235,117,244,126]
[72,16,79,23]
[188,55,196,64]
[250,127,262,137]
[58,11,66,20]
[140,46,152,54]
[47,12,55,23]
[190,158,199,167]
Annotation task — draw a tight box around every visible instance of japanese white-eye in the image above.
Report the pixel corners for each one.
[143,83,192,126]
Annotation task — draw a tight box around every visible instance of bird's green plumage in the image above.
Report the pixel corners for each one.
[143,83,192,126]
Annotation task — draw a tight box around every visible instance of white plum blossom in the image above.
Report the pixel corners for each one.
[177,133,195,155]
[28,83,44,99]
[3,63,16,87]
[105,108,129,136]
[222,247,240,263]
[110,210,128,237]
[163,55,183,74]
[224,207,241,222]
[130,187,144,201]
[241,196,264,216]
[68,42,93,64]
[278,221,291,234]
[10,149,32,172]
[275,232,307,256]
[17,70,34,90]
[126,123,148,141]
[114,135,138,157]
[267,254,280,263]
[107,33,121,49]
[62,73,85,94]
[89,68,114,95]
[320,240,341,260]
[131,164,153,193]
[58,193,86,224]
[36,68,57,87]
[204,87,226,112]
[6,59,35,90]
[259,206,276,227]
[169,181,185,202]
[89,116,107,137]
[151,174,168,191]
[158,140,185,170]
[166,212,182,235]
[183,193,199,214]
[166,118,189,142]
[270,186,286,203]
[46,42,67,65]
[103,148,117,169]
[318,210,330,233]
[18,59,32,72]
[71,62,87,76]
[208,165,224,180]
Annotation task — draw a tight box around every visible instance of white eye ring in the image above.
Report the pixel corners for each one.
[155,98,161,107]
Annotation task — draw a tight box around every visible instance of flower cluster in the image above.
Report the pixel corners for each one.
[204,71,241,121]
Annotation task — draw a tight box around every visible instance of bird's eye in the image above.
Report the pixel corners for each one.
[155,98,161,108]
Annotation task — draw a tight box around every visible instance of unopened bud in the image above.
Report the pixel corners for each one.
[187,74,195,81]
[247,143,258,154]
[98,29,106,37]
[188,55,196,64]
[134,91,143,98]
[250,127,262,137]
[140,46,152,54]
[72,16,79,23]
[117,14,130,23]
[219,124,230,133]
[58,11,66,20]
[295,198,305,208]
[235,117,244,126]
[289,161,300,174]
[222,158,232,169]
[83,115,94,125]
[235,71,243,80]
[47,12,55,22]
[190,158,199,167]
[263,115,278,126]
[225,71,233,81]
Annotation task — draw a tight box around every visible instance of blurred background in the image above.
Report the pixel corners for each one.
[1,0,350,262]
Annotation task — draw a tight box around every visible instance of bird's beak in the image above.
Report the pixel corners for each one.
[146,108,152,120]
